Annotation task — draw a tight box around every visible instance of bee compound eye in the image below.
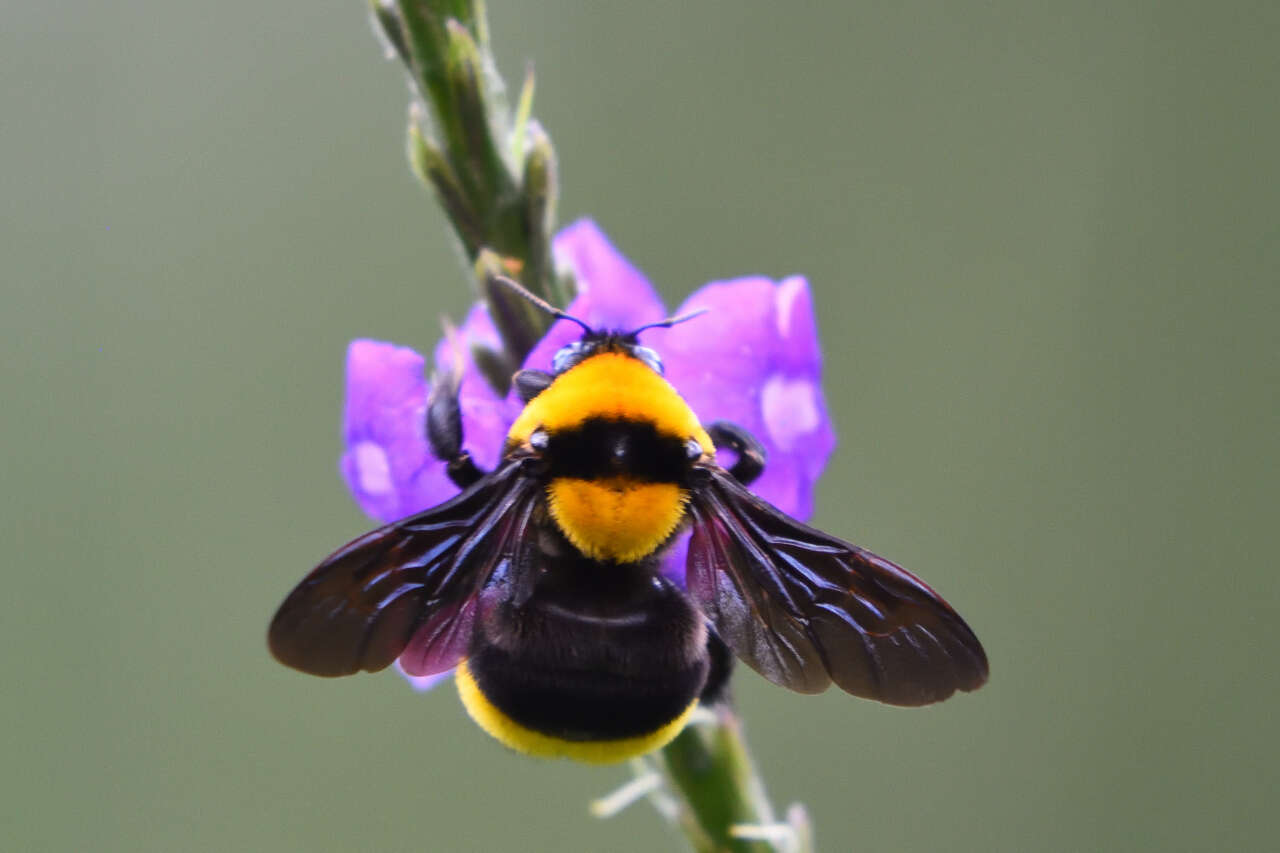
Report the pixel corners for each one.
[685,437,704,461]
[631,345,664,374]
[529,428,550,452]
[551,342,583,374]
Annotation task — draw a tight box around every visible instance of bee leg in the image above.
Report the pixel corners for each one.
[698,628,734,706]
[706,421,766,487]
[512,369,553,403]
[426,369,485,489]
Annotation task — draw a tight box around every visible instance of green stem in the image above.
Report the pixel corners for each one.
[365,4,809,849]
[370,0,568,376]
[649,706,811,853]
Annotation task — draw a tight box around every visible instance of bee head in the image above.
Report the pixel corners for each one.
[490,274,708,377]
[551,332,665,376]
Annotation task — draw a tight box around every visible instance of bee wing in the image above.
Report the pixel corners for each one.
[268,460,540,678]
[685,467,988,706]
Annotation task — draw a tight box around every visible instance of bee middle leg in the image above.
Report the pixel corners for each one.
[698,628,734,706]
[425,369,485,489]
[706,421,766,487]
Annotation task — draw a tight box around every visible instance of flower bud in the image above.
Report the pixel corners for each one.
[521,120,561,302]
[407,108,483,254]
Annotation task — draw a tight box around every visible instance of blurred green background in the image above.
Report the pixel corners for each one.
[4,2,1277,851]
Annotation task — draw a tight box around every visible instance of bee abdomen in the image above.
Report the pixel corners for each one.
[458,570,710,763]
[455,657,704,763]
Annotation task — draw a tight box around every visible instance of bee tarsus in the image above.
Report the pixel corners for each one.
[513,369,554,403]
[426,366,486,489]
[706,420,767,487]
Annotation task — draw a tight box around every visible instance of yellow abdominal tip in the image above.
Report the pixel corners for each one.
[455,662,697,764]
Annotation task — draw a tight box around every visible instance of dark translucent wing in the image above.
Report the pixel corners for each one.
[397,489,542,677]
[267,460,538,677]
[686,467,988,706]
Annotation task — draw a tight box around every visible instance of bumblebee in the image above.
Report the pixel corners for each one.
[268,285,988,763]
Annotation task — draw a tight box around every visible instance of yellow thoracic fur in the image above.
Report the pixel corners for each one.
[506,352,713,452]
[507,351,714,563]
[547,477,689,563]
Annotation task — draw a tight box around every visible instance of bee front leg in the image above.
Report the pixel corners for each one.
[426,369,486,489]
[512,369,553,403]
[706,421,766,487]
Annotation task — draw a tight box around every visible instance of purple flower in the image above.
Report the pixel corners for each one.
[339,219,835,687]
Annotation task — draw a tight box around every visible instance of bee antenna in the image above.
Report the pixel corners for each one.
[492,275,593,335]
[630,307,710,336]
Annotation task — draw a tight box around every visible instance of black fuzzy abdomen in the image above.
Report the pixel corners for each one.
[469,563,709,741]
[468,643,707,741]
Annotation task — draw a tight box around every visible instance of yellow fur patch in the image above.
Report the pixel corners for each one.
[546,477,688,563]
[507,351,714,454]
[455,661,696,764]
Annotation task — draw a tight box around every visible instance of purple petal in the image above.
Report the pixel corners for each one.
[339,340,435,524]
[659,534,692,586]
[522,219,669,373]
[656,275,835,521]
[340,308,521,526]
[552,219,668,330]
[394,661,452,693]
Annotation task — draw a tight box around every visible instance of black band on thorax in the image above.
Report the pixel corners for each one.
[543,417,689,483]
